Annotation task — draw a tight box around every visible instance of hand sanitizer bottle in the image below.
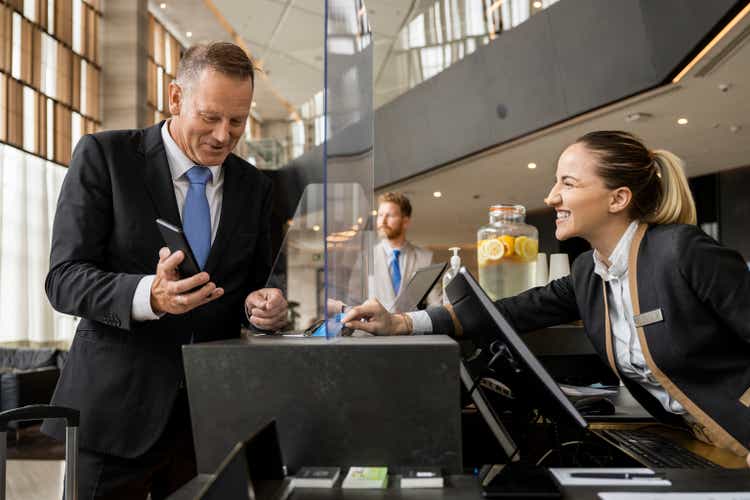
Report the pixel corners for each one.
[442,247,461,305]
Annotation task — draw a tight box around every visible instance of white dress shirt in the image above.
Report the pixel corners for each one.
[130,121,223,322]
[410,222,687,415]
[592,221,686,415]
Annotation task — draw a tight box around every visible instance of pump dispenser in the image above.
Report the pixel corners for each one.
[442,247,462,305]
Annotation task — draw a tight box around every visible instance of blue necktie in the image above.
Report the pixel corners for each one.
[391,249,402,295]
[183,166,212,270]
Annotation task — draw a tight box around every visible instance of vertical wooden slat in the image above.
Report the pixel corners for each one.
[71,52,80,110]
[37,0,48,31]
[21,17,32,83]
[36,91,45,157]
[0,73,6,142]
[7,77,22,147]
[54,101,70,163]
[88,63,98,120]
[31,24,42,88]
[0,6,9,73]
[56,43,70,104]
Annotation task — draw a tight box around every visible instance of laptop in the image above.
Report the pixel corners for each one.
[391,261,447,312]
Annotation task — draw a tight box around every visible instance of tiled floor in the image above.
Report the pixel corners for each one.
[6,460,64,500]
[4,425,65,499]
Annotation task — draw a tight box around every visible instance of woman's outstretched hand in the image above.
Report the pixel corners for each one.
[341,299,412,336]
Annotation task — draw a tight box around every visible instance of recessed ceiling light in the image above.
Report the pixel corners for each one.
[527,162,537,169]
[677,118,688,125]
[159,2,166,8]
[371,210,378,216]
[312,225,321,232]
[186,31,193,38]
[533,1,542,8]
[433,191,442,198]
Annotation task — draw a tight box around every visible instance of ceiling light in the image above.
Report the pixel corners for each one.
[159,2,166,8]
[312,225,321,232]
[677,118,688,125]
[357,217,363,224]
[371,210,378,216]
[533,1,542,8]
[186,31,193,38]
[433,191,442,198]
[527,162,537,169]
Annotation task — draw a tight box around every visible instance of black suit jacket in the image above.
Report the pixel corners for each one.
[42,122,273,457]
[428,223,750,454]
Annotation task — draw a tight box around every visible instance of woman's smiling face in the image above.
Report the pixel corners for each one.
[544,142,616,242]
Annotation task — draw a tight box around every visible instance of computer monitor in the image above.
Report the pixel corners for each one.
[391,261,447,312]
[446,267,588,430]
[459,360,518,458]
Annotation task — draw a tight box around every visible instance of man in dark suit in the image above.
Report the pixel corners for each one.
[42,42,288,499]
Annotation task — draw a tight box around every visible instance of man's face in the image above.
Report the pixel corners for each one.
[168,69,253,166]
[377,202,410,240]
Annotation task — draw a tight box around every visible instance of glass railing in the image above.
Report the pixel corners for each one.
[234,137,288,170]
[375,0,560,108]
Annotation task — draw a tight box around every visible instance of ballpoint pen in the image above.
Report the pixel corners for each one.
[569,472,665,480]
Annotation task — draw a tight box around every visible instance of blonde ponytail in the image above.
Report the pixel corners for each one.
[576,131,697,226]
[646,150,697,225]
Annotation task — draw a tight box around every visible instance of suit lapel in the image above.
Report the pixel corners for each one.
[402,243,417,285]
[141,122,181,227]
[204,158,248,274]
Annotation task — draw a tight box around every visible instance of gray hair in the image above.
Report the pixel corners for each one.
[175,42,255,92]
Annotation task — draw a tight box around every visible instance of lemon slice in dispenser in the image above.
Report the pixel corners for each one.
[514,236,538,262]
[479,239,505,262]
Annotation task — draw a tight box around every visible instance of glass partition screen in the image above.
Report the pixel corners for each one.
[265,0,374,338]
[323,0,375,338]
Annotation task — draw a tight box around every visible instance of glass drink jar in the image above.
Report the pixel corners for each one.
[477,204,539,300]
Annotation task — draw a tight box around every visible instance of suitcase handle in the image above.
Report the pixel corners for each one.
[0,404,79,432]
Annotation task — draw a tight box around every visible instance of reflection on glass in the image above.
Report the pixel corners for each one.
[265,0,374,338]
[375,0,559,108]
[324,0,375,338]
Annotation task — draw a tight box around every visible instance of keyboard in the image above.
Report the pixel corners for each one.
[595,429,720,469]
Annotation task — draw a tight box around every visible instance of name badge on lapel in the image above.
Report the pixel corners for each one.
[633,308,663,328]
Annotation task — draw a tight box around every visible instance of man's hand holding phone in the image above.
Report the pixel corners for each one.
[150,247,224,315]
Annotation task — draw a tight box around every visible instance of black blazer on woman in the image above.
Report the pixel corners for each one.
[42,123,273,458]
[428,223,750,455]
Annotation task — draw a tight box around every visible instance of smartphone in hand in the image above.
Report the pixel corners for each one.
[155,218,201,277]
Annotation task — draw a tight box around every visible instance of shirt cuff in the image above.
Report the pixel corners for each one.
[407,310,433,335]
[131,275,163,322]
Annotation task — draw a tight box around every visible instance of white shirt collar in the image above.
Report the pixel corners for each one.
[160,120,222,183]
[383,240,407,258]
[592,220,640,280]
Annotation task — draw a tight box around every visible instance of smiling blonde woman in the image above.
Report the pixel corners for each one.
[343,131,750,460]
